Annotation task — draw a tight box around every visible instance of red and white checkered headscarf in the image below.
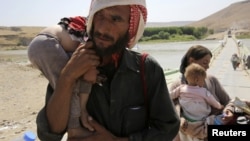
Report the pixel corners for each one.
[87,0,147,49]
[128,5,147,48]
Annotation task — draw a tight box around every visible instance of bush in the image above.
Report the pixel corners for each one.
[158,31,170,39]
[142,26,209,41]
[10,27,22,32]
[151,34,161,40]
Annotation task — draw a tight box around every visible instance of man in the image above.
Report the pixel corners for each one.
[230,53,240,70]
[34,0,180,141]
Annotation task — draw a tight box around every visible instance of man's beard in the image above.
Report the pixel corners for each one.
[91,31,129,58]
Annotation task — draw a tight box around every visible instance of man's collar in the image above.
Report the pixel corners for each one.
[118,49,140,73]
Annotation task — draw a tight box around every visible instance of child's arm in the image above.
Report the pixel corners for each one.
[78,68,98,131]
[205,90,224,110]
[169,85,182,100]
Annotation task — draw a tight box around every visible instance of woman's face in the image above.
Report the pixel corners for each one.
[190,54,212,71]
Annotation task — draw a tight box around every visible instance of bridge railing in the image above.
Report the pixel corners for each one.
[164,43,224,76]
[164,43,224,85]
[239,44,250,58]
[238,42,250,70]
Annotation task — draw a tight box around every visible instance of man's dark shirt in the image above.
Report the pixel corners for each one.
[36,50,180,141]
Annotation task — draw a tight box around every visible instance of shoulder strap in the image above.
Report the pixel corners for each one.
[140,53,149,120]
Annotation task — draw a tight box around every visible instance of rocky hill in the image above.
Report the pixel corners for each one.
[188,0,250,33]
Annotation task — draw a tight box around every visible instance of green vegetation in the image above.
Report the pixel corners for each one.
[236,33,250,39]
[140,26,212,42]
[1,26,213,49]
[3,25,242,50]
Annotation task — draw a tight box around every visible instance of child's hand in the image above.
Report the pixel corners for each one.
[83,67,99,84]
[81,109,94,131]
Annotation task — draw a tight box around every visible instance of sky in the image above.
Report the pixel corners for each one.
[0,0,245,26]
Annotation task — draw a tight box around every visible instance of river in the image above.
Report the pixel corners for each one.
[136,40,223,69]
[1,39,250,70]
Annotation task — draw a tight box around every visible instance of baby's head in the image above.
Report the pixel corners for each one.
[185,63,206,87]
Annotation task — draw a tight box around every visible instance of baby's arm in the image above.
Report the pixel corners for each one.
[169,85,182,100]
[205,90,224,110]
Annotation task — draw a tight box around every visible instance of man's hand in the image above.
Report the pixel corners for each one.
[83,117,128,141]
[61,41,100,82]
[80,110,94,132]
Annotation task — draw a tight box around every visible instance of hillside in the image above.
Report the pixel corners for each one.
[0,26,44,49]
[1,1,250,49]
[188,1,250,33]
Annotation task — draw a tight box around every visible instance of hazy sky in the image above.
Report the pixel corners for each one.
[1,0,244,26]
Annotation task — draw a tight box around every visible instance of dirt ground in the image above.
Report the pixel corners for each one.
[0,54,48,141]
